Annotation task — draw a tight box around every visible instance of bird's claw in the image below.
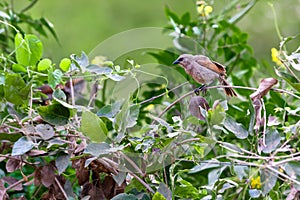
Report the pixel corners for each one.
[194,85,207,96]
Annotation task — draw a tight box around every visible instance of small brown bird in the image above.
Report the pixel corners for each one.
[173,54,237,96]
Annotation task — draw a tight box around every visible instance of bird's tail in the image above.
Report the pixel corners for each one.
[219,77,237,97]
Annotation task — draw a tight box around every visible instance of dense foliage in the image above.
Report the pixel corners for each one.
[1,0,300,199]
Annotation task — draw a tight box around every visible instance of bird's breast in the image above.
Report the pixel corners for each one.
[186,63,219,84]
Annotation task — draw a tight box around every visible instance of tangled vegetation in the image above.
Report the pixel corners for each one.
[1,0,300,199]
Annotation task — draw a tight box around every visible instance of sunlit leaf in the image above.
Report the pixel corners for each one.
[37,58,52,71]
[15,33,43,66]
[81,110,108,142]
[59,58,71,72]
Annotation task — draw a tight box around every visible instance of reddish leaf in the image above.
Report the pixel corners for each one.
[250,78,277,131]
[250,78,278,100]
[73,159,90,186]
[0,180,8,200]
[6,157,21,172]
[27,149,47,157]
[41,165,55,187]
[34,167,42,186]
[2,176,23,191]
[103,175,115,199]
[189,96,210,120]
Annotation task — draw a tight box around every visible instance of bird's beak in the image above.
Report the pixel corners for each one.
[173,60,180,65]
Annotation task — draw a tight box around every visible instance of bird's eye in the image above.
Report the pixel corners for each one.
[178,57,184,62]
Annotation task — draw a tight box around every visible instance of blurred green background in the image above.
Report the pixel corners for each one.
[16,0,300,63]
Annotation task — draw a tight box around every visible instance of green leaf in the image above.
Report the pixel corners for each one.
[52,89,66,101]
[106,73,125,81]
[208,104,226,125]
[86,64,113,74]
[12,136,35,156]
[249,189,261,198]
[40,17,59,42]
[260,168,277,195]
[15,33,43,66]
[165,6,180,24]
[97,101,122,119]
[35,124,54,140]
[37,58,52,71]
[59,58,71,72]
[208,166,227,185]
[181,12,190,25]
[48,69,63,88]
[275,70,300,92]
[262,129,280,153]
[189,160,225,174]
[223,116,248,139]
[81,110,108,142]
[55,153,71,175]
[157,182,172,200]
[52,89,75,109]
[12,64,27,73]
[0,133,22,142]
[234,166,248,180]
[285,161,300,178]
[71,51,89,71]
[4,74,30,105]
[38,104,70,125]
[152,192,166,200]
[112,171,126,186]
[114,101,140,142]
[84,142,124,157]
[229,0,257,25]
[111,194,138,200]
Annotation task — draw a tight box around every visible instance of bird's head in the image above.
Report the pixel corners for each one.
[172,54,194,68]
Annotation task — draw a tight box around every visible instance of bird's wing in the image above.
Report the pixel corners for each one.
[194,57,226,76]
[212,61,227,76]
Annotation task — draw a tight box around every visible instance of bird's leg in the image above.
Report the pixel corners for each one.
[194,84,207,95]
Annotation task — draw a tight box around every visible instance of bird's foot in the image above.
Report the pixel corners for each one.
[194,85,207,96]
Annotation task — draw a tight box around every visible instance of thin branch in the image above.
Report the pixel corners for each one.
[273,156,300,166]
[266,165,300,185]
[281,59,300,83]
[261,98,267,147]
[140,82,189,105]
[152,90,194,124]
[128,171,155,194]
[0,154,35,167]
[5,173,34,192]
[69,76,79,126]
[151,83,300,125]
[54,177,68,200]
[119,152,145,177]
